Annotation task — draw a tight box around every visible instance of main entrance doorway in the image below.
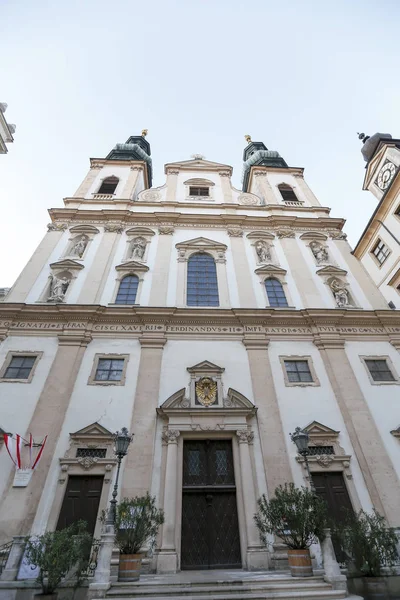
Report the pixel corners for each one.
[56,475,103,535]
[181,440,241,570]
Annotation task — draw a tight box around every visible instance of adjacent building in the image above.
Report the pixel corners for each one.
[354,132,400,308]
[0,133,400,575]
[0,103,16,154]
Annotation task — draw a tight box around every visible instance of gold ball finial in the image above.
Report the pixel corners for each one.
[245,134,252,144]
[141,129,148,137]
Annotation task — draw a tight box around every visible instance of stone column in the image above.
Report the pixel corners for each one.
[148,228,174,306]
[77,226,122,304]
[157,429,180,574]
[316,338,400,525]
[7,225,66,303]
[243,336,292,493]
[0,536,26,581]
[236,429,269,570]
[120,166,142,199]
[0,332,92,540]
[121,335,166,498]
[278,233,322,307]
[227,229,257,307]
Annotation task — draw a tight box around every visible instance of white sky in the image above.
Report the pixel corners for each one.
[1,0,400,287]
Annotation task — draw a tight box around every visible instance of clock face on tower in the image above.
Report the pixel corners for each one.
[376,161,396,191]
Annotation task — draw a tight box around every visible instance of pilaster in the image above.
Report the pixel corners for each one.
[278,235,322,307]
[120,334,167,499]
[227,229,257,307]
[74,163,101,197]
[148,229,174,306]
[165,170,179,202]
[315,337,400,525]
[253,172,276,204]
[292,173,320,207]
[219,171,233,203]
[243,336,292,494]
[120,166,143,199]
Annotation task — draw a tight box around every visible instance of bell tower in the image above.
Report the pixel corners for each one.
[359,132,400,200]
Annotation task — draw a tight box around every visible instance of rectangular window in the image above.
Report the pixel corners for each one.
[189,186,209,197]
[371,239,390,265]
[279,188,298,202]
[95,358,125,382]
[0,352,42,383]
[284,360,313,383]
[364,359,396,382]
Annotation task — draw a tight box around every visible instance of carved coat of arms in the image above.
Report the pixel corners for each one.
[195,377,217,407]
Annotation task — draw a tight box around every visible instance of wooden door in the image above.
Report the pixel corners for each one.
[56,475,103,535]
[312,471,353,562]
[181,440,241,569]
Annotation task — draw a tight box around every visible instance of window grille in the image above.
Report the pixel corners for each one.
[4,356,36,380]
[187,253,219,307]
[115,275,139,304]
[372,239,390,265]
[265,278,288,307]
[365,359,395,382]
[95,358,125,382]
[97,176,118,195]
[189,186,209,197]
[284,360,313,383]
[76,448,107,458]
[309,446,335,456]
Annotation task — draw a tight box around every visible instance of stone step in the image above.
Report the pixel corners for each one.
[107,581,333,596]
[105,591,347,600]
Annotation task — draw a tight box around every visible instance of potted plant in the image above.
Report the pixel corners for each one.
[115,493,164,581]
[335,509,398,599]
[24,520,92,599]
[254,483,328,577]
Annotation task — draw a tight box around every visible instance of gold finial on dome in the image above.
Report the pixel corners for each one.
[141,129,148,137]
[245,134,252,144]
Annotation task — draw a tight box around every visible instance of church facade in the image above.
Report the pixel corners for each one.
[0,134,400,574]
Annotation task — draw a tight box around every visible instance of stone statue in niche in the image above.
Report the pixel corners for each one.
[47,274,71,302]
[255,240,271,263]
[130,237,146,260]
[330,278,351,308]
[310,241,329,264]
[70,235,88,258]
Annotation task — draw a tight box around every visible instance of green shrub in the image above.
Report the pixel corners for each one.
[115,493,164,555]
[254,482,328,549]
[24,521,92,594]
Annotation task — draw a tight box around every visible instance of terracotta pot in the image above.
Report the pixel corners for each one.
[118,553,142,582]
[287,548,313,577]
[363,577,388,600]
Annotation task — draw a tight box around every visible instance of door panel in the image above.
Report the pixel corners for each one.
[56,475,103,535]
[181,441,241,570]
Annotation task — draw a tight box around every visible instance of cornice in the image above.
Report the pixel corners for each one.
[0,305,399,343]
[47,209,345,233]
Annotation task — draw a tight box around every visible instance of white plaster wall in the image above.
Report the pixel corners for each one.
[100,229,158,305]
[85,165,131,199]
[32,337,141,533]
[26,229,103,304]
[345,341,400,481]
[0,336,58,498]
[159,340,254,406]
[268,340,374,512]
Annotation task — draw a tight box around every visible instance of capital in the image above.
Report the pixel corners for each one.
[162,429,180,444]
[236,428,254,444]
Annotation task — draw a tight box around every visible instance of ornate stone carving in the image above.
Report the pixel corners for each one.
[219,171,231,177]
[47,223,68,232]
[195,377,218,407]
[166,169,179,175]
[162,429,180,444]
[330,231,347,240]
[255,240,272,263]
[90,163,103,169]
[276,229,295,239]
[330,278,352,308]
[227,227,243,237]
[141,190,162,202]
[310,241,329,264]
[316,455,334,468]
[77,456,100,470]
[47,274,71,302]
[104,224,124,233]
[130,166,143,171]
[159,226,175,235]
[236,429,254,444]
[238,193,259,205]
[130,237,147,260]
[254,171,266,177]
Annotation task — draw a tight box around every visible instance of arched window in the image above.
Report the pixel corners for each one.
[187,253,219,307]
[97,176,119,195]
[265,278,288,307]
[115,275,139,304]
[278,184,298,203]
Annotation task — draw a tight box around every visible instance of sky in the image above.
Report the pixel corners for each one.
[1,0,400,287]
